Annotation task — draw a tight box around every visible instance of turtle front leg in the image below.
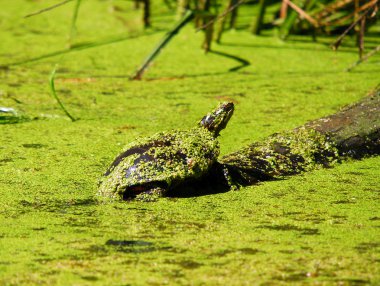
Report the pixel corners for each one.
[221,165,239,191]
[212,162,240,191]
[135,187,166,202]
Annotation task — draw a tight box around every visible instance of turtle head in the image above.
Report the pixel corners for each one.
[199,102,234,137]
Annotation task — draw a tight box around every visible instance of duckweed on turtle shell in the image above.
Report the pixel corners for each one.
[98,127,219,200]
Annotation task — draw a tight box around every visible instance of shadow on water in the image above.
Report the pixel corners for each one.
[272,272,307,282]
[81,276,99,282]
[166,165,280,198]
[105,239,156,253]
[208,50,250,72]
[89,50,250,81]
[211,248,261,258]
[176,260,203,269]
[269,274,369,284]
[355,242,380,254]
[330,278,370,285]
[165,172,232,198]
[22,143,46,148]
[19,198,97,214]
[166,183,230,198]
[106,240,153,247]
[88,240,178,254]
[91,65,249,82]
[218,41,364,54]
[90,66,371,83]
[0,158,18,164]
[91,71,235,81]
[257,224,320,235]
[0,30,165,68]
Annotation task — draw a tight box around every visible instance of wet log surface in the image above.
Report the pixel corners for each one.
[220,86,380,186]
[306,89,380,158]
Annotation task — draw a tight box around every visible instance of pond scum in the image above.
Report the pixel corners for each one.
[0,1,379,285]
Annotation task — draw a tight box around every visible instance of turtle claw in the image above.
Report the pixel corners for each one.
[135,187,166,202]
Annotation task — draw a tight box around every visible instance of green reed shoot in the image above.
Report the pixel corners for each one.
[49,65,76,122]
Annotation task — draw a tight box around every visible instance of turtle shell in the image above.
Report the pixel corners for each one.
[98,127,219,200]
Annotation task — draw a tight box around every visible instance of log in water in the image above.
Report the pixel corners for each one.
[220,86,380,186]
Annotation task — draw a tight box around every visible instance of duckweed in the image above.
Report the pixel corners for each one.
[0,1,379,285]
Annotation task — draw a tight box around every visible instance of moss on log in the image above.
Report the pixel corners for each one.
[221,87,380,186]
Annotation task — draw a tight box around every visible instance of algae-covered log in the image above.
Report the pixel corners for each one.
[221,87,380,186]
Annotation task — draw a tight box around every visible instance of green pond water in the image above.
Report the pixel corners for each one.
[0,1,379,285]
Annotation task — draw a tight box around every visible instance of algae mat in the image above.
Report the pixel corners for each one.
[0,1,380,285]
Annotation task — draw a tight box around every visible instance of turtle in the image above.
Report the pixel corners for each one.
[98,102,234,201]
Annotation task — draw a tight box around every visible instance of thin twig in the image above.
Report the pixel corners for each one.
[0,31,159,68]
[24,0,73,18]
[314,0,353,20]
[321,0,378,27]
[143,0,151,28]
[280,0,289,19]
[283,0,319,27]
[251,0,268,35]
[196,0,245,32]
[331,18,359,51]
[331,4,375,51]
[49,65,76,122]
[346,45,380,72]
[69,0,82,46]
[229,0,239,29]
[131,10,194,80]
[358,16,365,59]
